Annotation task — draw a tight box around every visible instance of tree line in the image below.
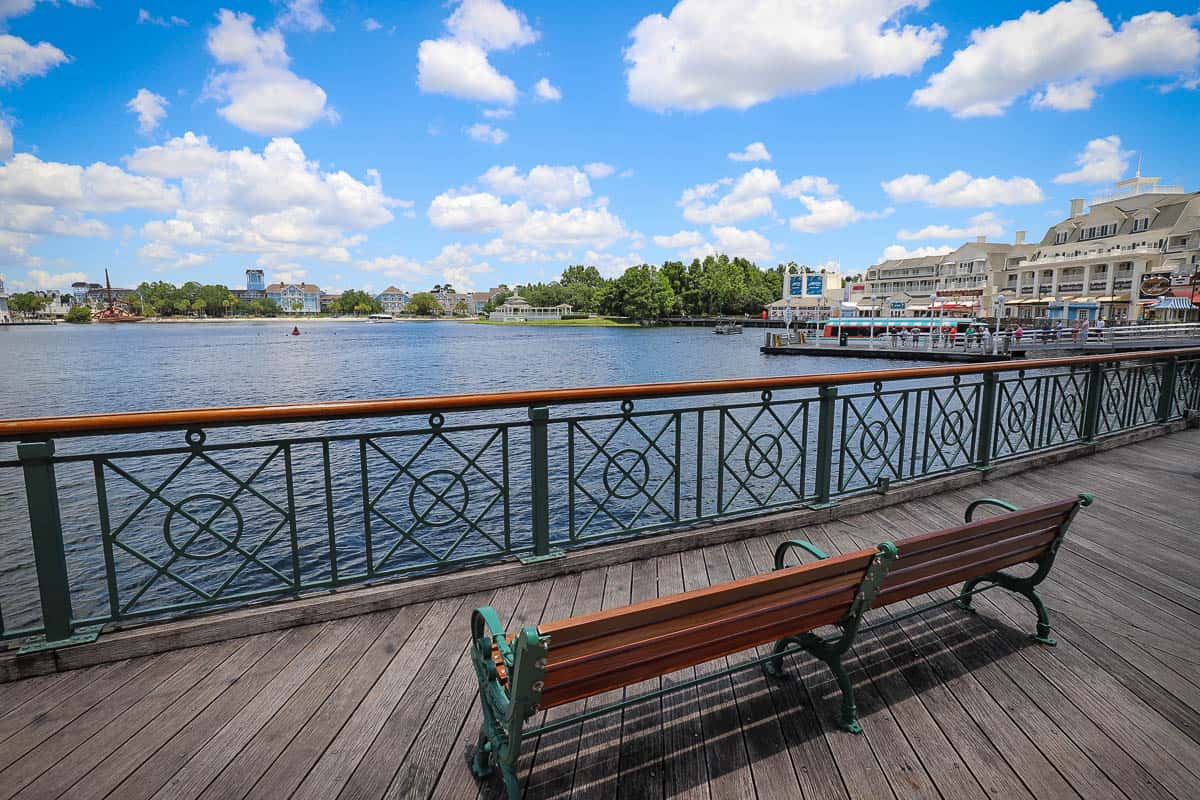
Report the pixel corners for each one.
[492,256,796,320]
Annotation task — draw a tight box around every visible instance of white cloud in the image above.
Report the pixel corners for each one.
[897,211,1005,240]
[125,133,403,267]
[10,269,88,289]
[358,254,427,279]
[728,142,770,162]
[278,0,332,32]
[138,9,188,27]
[272,268,307,284]
[681,168,779,224]
[1030,79,1096,111]
[0,202,110,238]
[419,39,517,104]
[509,206,626,248]
[583,162,615,179]
[0,34,68,85]
[465,122,508,144]
[533,77,562,101]
[581,250,643,278]
[204,10,334,135]
[483,107,513,119]
[625,0,945,111]
[418,0,538,105]
[880,243,953,261]
[481,164,591,208]
[789,195,889,233]
[711,225,772,261]
[446,0,538,50]
[127,88,168,135]
[0,153,178,213]
[781,176,838,198]
[0,117,11,161]
[881,171,1044,207]
[912,1,1200,117]
[428,190,529,232]
[653,229,705,248]
[1054,135,1131,184]
[363,18,382,32]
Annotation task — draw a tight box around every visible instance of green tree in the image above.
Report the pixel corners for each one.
[64,304,92,324]
[8,292,49,318]
[600,264,676,319]
[406,292,440,315]
[290,300,303,314]
[561,264,605,288]
[190,298,207,316]
[331,289,381,315]
[453,299,469,316]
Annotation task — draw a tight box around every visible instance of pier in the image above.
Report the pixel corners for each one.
[0,349,1198,798]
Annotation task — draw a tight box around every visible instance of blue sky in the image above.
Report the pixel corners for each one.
[0,0,1197,294]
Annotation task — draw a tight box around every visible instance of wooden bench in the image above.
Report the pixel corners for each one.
[468,493,1092,797]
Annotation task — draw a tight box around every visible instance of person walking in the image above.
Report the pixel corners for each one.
[1096,317,1106,340]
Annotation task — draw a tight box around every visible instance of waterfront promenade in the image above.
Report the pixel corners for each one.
[0,427,1196,799]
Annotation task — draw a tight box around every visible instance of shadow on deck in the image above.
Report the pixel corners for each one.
[0,428,1198,799]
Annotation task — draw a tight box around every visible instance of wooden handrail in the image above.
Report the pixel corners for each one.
[1,347,1197,440]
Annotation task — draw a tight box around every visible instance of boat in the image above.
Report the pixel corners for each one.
[291,326,300,336]
[93,269,144,323]
[368,313,394,322]
[713,320,744,335]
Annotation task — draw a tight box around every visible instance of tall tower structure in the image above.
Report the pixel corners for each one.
[246,268,265,293]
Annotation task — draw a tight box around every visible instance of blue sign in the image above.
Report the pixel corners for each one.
[788,276,803,296]
[805,274,824,296]
[890,301,906,310]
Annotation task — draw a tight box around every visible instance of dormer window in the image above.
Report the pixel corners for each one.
[1054,230,1069,245]
[1132,217,1151,233]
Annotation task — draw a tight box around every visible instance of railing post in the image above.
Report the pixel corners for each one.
[975,372,998,469]
[17,439,76,647]
[812,386,837,508]
[1157,356,1178,423]
[521,407,563,563]
[1082,362,1104,443]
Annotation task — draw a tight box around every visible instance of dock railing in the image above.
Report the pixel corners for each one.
[1,348,1198,650]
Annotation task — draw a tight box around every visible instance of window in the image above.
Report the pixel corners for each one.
[1133,217,1150,233]
[1054,230,1069,245]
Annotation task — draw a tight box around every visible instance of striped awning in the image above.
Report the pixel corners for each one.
[1151,296,1197,310]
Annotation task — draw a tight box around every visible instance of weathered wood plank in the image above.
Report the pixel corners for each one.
[283,597,467,800]
[239,602,433,800]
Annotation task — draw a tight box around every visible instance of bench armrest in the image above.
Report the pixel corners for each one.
[964,498,1019,522]
[472,605,514,665]
[774,539,830,570]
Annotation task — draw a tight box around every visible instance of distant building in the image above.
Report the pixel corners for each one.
[432,287,471,315]
[469,287,507,314]
[767,265,847,320]
[266,282,322,314]
[488,293,572,321]
[246,268,265,293]
[0,275,9,323]
[71,281,102,305]
[85,285,136,309]
[320,293,340,313]
[376,286,411,315]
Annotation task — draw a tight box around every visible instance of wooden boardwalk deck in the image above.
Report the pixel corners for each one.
[1,428,1198,799]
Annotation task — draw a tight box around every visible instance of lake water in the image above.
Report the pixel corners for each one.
[0,321,919,633]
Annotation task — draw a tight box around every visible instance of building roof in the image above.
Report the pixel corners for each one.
[265,282,322,293]
[379,286,405,295]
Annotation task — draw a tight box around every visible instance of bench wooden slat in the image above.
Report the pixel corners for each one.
[538,548,875,648]
[896,499,1075,559]
[543,568,865,668]
[540,601,853,708]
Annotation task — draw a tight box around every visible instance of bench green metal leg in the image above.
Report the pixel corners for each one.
[958,575,1057,645]
[762,542,896,735]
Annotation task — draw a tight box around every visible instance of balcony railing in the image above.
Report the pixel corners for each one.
[1,348,1198,650]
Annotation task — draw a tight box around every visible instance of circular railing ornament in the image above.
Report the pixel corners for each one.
[163,493,243,560]
[603,449,650,499]
[744,433,783,478]
[409,469,470,526]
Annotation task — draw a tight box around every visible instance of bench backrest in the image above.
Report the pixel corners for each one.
[536,548,880,708]
[877,497,1080,607]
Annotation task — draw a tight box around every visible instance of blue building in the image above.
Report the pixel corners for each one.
[246,268,265,293]
[266,282,322,314]
[376,286,411,315]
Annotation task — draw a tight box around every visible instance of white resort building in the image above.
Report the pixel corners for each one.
[487,293,572,322]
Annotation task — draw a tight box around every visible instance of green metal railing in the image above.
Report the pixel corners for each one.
[0,348,1197,651]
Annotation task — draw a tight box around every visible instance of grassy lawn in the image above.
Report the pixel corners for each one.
[461,317,640,327]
